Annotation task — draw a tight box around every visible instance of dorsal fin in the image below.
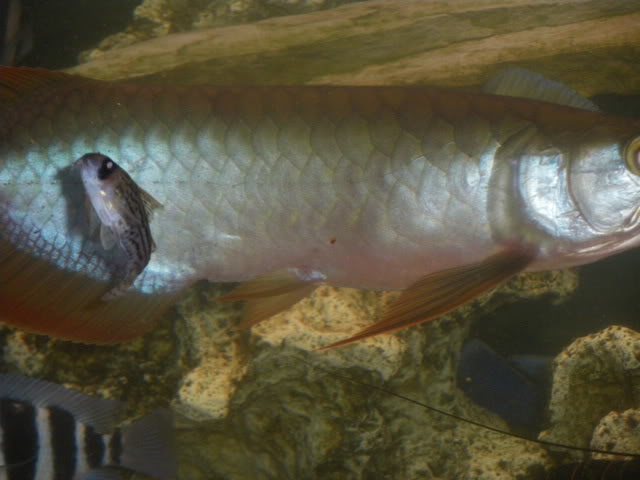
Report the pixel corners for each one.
[139,186,163,219]
[483,68,599,112]
[0,67,85,103]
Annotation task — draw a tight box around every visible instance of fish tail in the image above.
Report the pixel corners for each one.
[120,409,177,480]
[0,237,181,344]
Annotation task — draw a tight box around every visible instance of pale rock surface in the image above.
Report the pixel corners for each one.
[591,409,640,461]
[172,285,248,421]
[539,326,640,462]
[81,0,365,61]
[1,314,184,416]
[166,271,574,479]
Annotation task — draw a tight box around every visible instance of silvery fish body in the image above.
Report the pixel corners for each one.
[76,152,159,300]
[0,67,639,344]
[0,374,175,480]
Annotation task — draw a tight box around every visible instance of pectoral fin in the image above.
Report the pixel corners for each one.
[319,248,535,350]
[84,196,100,237]
[139,187,163,219]
[99,224,116,250]
[218,271,320,329]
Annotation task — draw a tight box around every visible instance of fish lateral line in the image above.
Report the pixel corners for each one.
[299,359,640,460]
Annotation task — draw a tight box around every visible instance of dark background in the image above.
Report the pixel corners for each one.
[21,0,142,69]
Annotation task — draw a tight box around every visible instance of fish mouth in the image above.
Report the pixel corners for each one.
[72,152,101,171]
[71,159,83,170]
[72,155,87,170]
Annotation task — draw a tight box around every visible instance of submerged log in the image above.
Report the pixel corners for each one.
[69,0,640,95]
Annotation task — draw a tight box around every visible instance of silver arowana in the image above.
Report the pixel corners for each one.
[0,67,639,346]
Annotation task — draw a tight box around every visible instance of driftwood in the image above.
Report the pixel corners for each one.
[68,0,640,95]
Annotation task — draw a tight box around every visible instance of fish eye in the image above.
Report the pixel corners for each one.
[625,136,640,176]
[97,155,119,180]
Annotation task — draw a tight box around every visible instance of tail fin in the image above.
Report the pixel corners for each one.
[120,409,177,480]
[0,67,180,344]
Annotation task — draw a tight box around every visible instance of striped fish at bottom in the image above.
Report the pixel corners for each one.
[0,374,176,480]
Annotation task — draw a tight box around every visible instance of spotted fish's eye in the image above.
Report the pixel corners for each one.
[625,136,640,176]
[97,155,119,180]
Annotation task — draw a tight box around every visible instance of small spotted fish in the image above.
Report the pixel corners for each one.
[76,152,161,301]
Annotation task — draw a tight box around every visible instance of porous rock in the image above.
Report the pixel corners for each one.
[1,314,183,418]
[1,266,576,479]
[164,270,572,479]
[591,409,640,461]
[539,326,640,461]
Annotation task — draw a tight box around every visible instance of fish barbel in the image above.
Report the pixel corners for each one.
[1,67,640,345]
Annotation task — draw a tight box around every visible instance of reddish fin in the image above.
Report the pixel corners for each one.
[218,271,319,329]
[0,67,85,103]
[319,248,535,350]
[0,239,181,344]
[240,285,318,329]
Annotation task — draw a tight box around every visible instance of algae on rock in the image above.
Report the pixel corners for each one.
[163,270,575,479]
[81,0,367,62]
[70,0,640,97]
[540,326,640,462]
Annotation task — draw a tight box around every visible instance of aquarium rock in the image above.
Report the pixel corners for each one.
[156,270,571,479]
[1,263,576,479]
[81,0,366,61]
[172,284,248,421]
[591,408,640,461]
[539,326,640,461]
[1,315,184,418]
[70,0,640,97]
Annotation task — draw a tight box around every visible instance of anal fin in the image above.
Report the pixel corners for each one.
[99,224,116,250]
[0,238,182,344]
[218,271,319,329]
[320,248,535,350]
